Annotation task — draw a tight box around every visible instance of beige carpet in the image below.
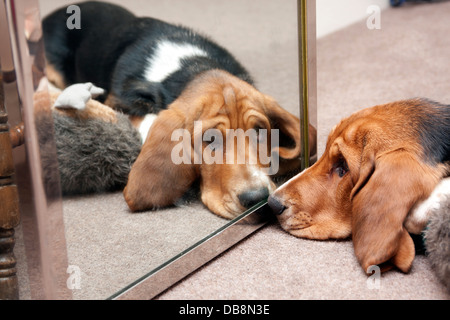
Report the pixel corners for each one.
[16,0,450,300]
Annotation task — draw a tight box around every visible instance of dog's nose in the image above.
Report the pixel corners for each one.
[238,187,270,209]
[267,195,286,215]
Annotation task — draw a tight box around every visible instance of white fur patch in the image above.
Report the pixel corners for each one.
[138,113,158,144]
[144,41,208,83]
[406,176,450,234]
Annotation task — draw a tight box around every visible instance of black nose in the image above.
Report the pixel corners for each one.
[238,187,270,208]
[267,195,286,215]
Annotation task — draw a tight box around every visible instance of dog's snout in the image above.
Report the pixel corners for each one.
[268,195,286,215]
[238,187,270,208]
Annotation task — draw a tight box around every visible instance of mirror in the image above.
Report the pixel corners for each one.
[3,0,316,299]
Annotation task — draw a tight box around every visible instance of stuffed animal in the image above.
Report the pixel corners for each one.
[36,82,142,196]
[53,82,105,110]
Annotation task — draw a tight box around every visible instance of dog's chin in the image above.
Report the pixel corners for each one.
[276,209,351,240]
[279,223,333,240]
[201,193,243,220]
[276,208,311,230]
[209,203,244,220]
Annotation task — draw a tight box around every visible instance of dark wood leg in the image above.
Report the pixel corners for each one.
[0,74,21,300]
[0,228,18,300]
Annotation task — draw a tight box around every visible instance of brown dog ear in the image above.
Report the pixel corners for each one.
[123,107,197,212]
[350,150,437,273]
[263,95,317,162]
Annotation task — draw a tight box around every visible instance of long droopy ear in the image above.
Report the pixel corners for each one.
[263,95,317,162]
[350,149,437,274]
[123,107,197,212]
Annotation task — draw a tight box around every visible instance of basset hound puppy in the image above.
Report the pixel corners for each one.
[268,98,450,274]
[42,2,317,218]
[124,70,316,218]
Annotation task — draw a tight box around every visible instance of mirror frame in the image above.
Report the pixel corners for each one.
[0,0,316,300]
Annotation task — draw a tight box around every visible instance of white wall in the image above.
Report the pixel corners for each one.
[316,0,389,38]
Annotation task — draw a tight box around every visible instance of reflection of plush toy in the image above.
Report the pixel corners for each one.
[423,181,450,292]
[53,82,105,110]
[36,82,142,195]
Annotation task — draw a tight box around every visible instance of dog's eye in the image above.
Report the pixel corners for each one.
[254,126,267,143]
[336,166,347,178]
[334,158,349,178]
[204,136,222,152]
[207,142,216,151]
[205,140,218,151]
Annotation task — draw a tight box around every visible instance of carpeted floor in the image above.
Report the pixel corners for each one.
[16,0,450,299]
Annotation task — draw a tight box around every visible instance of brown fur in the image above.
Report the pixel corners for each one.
[270,100,449,274]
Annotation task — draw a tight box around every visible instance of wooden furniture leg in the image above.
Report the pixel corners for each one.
[0,74,21,300]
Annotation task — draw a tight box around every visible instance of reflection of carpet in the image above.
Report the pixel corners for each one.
[16,0,450,299]
[61,193,226,299]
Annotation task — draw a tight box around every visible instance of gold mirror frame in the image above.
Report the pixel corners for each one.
[0,0,316,299]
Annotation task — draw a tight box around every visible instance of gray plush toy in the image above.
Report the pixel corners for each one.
[423,181,450,292]
[38,83,142,195]
[53,111,141,195]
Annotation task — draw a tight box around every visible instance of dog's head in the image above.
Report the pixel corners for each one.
[124,69,316,219]
[268,100,447,273]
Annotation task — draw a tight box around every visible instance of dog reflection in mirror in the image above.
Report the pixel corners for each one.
[42,1,316,219]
